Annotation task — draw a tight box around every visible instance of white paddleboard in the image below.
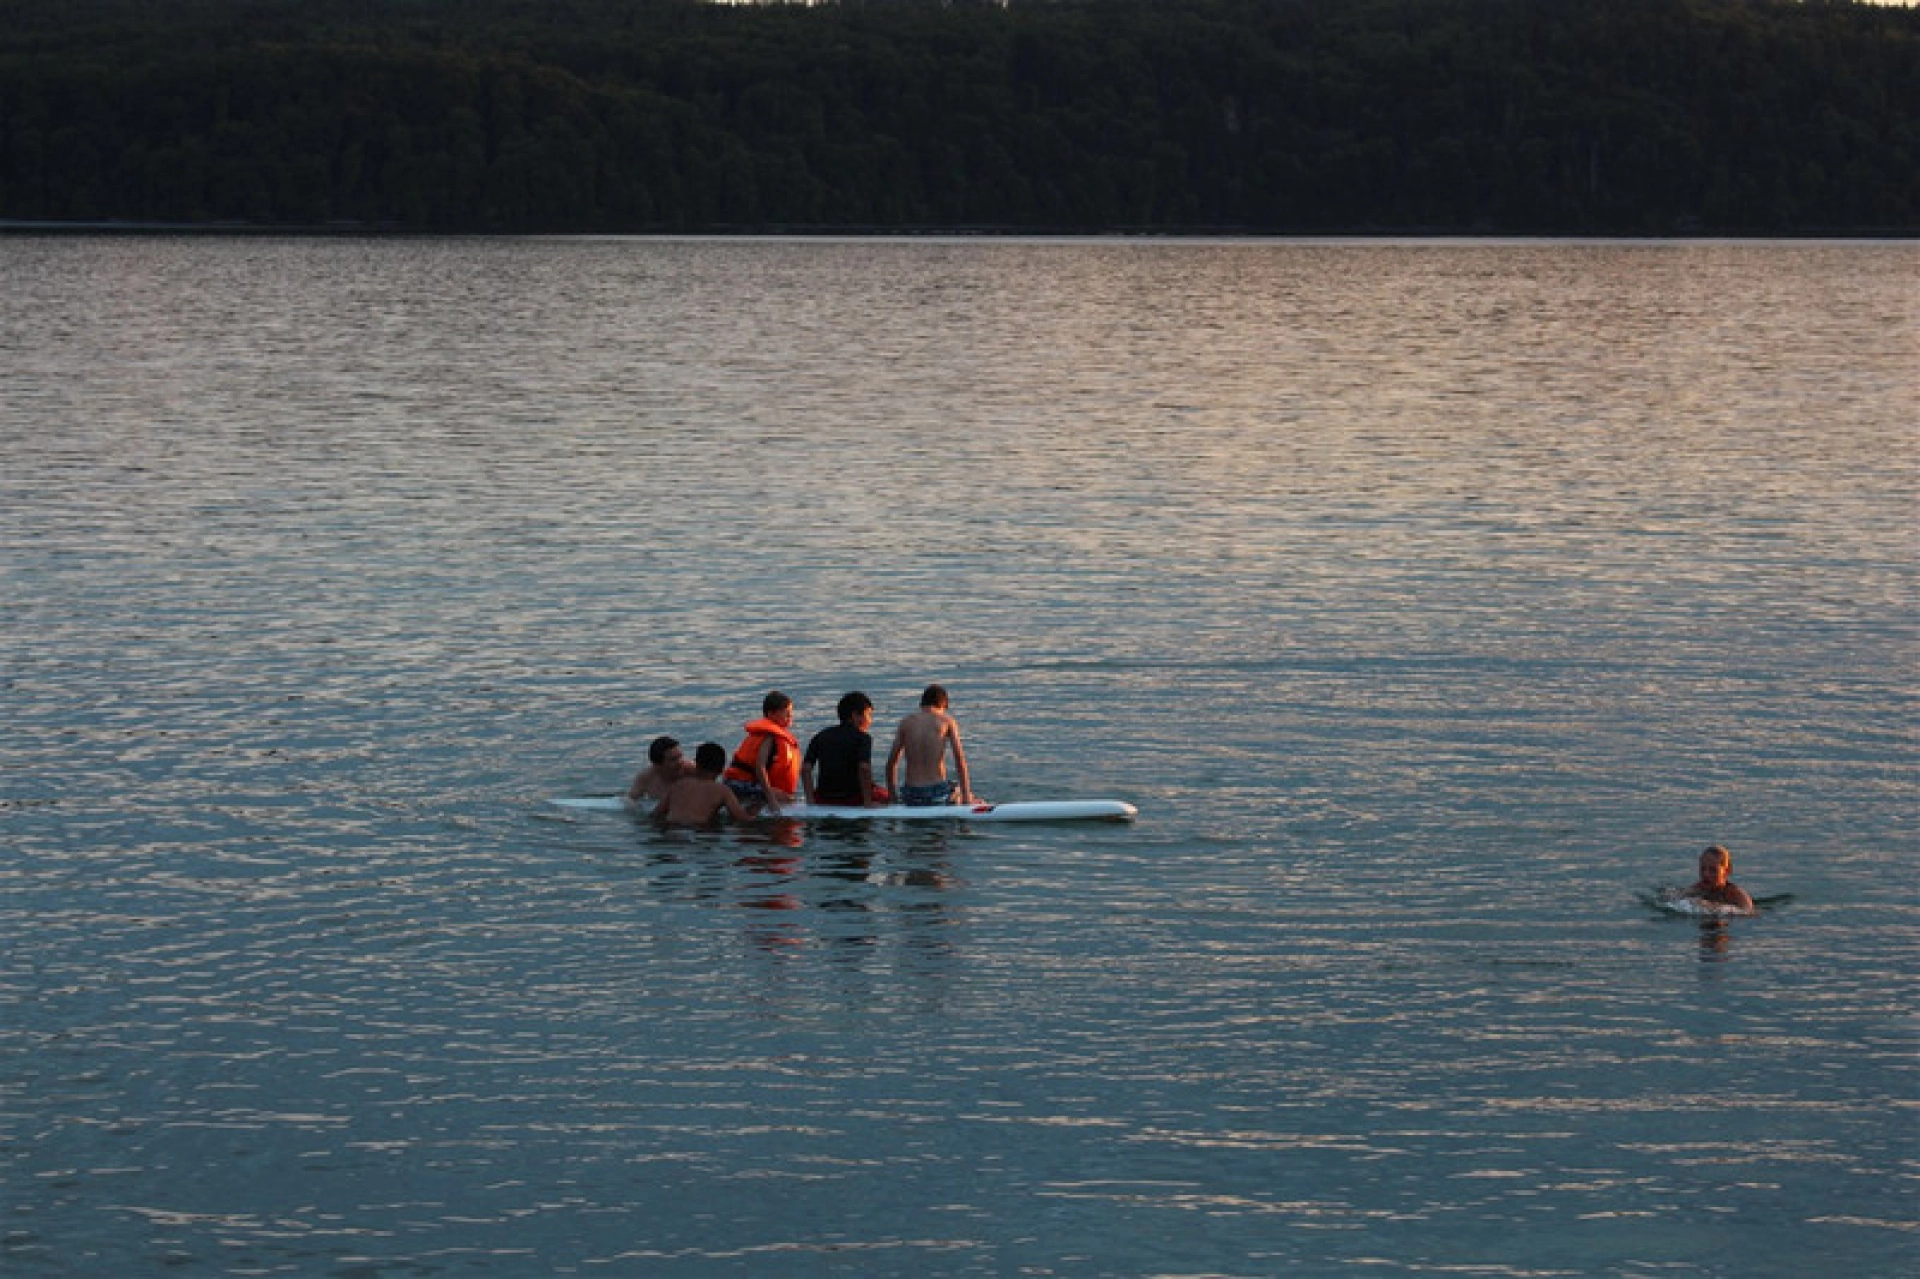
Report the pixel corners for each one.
[1646,890,1756,918]
[1654,896,1754,919]
[547,796,1136,823]
[784,799,1136,823]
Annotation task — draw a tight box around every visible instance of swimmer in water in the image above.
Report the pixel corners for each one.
[655,743,754,827]
[628,735,696,804]
[1681,844,1755,913]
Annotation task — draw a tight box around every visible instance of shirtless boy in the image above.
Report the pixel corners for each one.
[628,735,696,804]
[885,684,975,806]
[654,743,754,827]
[1682,844,1756,913]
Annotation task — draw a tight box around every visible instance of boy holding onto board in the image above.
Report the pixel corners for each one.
[655,743,754,827]
[885,684,976,807]
[722,691,803,815]
[628,735,696,804]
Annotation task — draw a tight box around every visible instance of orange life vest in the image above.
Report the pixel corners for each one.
[724,718,801,794]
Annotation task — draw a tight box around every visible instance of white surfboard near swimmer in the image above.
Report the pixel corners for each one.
[548,796,1137,823]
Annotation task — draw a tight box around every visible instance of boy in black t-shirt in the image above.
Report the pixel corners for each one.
[802,691,880,807]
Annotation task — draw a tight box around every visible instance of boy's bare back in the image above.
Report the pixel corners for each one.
[655,776,750,827]
[892,708,957,786]
[885,686,974,804]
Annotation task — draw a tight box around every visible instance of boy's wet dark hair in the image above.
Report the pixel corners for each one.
[837,691,873,723]
[763,690,792,716]
[694,742,727,773]
[920,684,948,708]
[648,735,679,764]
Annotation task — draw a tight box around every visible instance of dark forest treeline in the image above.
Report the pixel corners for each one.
[2,0,1916,234]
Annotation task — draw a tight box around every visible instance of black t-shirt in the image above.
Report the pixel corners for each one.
[804,722,872,803]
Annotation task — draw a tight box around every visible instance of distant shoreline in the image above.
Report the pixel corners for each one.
[7,0,1913,237]
[5,221,1915,242]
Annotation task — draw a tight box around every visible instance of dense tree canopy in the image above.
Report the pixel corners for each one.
[2,0,1914,233]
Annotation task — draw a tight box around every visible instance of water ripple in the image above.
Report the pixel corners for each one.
[3,237,1914,1277]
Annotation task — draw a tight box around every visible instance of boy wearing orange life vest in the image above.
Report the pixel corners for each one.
[723,691,802,815]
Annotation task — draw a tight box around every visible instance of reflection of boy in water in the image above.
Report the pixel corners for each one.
[1683,845,1755,912]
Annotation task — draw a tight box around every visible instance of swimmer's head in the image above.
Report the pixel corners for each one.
[1698,844,1732,883]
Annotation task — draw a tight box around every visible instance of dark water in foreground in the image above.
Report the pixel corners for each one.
[3,237,1915,1276]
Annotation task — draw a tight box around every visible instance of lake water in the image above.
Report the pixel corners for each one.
[3,236,1914,1277]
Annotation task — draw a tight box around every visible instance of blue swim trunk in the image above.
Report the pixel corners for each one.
[724,779,766,804]
[899,781,957,807]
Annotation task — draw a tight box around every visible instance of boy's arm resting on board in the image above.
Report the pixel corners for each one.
[884,726,906,797]
[947,720,973,803]
[754,738,784,813]
[1683,881,1756,912]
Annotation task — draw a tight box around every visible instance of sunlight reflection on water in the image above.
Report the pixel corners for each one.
[3,236,1915,1276]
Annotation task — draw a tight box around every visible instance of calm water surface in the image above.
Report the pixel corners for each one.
[3,237,1915,1276]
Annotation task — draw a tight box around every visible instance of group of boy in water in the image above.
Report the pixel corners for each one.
[630,684,975,827]
[623,686,1760,913]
